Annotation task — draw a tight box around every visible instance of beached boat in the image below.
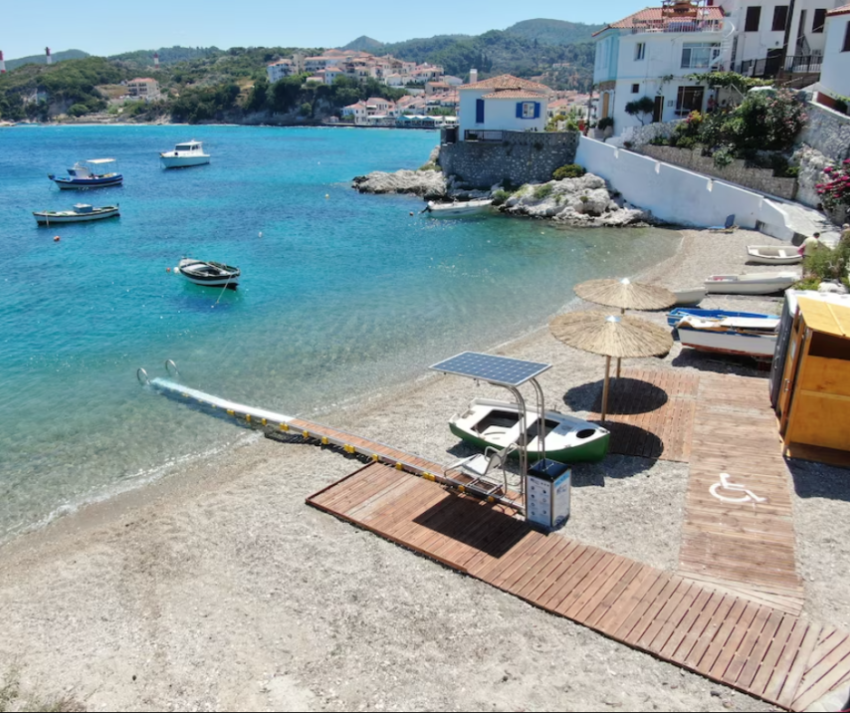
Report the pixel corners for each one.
[666,307,774,329]
[48,159,123,189]
[160,140,210,169]
[746,245,803,266]
[673,287,706,306]
[424,198,493,217]
[676,314,780,358]
[177,258,240,288]
[449,398,610,464]
[32,203,119,225]
[705,272,798,295]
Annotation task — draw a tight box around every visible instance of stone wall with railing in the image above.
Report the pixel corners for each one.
[438,131,579,188]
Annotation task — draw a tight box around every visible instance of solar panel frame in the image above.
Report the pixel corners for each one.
[429,351,552,387]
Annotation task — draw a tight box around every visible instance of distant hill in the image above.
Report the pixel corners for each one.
[341,36,384,52]
[6,49,89,71]
[109,46,222,67]
[504,19,605,46]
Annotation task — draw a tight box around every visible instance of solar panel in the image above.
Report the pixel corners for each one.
[430,352,552,387]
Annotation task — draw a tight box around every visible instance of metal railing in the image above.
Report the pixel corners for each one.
[464,130,504,142]
[737,54,822,79]
[629,19,723,34]
[785,54,822,74]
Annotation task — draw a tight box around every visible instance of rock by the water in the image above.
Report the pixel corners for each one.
[352,169,446,200]
[500,173,654,227]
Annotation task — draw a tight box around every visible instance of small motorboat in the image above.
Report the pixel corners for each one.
[177,258,240,288]
[49,159,123,189]
[666,307,774,329]
[705,271,798,295]
[673,287,706,306]
[675,314,780,358]
[160,140,210,169]
[450,398,610,464]
[424,198,493,217]
[746,245,803,266]
[32,203,119,225]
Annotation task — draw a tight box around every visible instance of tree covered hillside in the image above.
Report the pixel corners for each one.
[5,49,90,71]
[504,19,605,45]
[109,46,222,68]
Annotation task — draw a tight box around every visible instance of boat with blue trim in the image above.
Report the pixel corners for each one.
[48,159,123,190]
[666,308,774,329]
[33,203,119,225]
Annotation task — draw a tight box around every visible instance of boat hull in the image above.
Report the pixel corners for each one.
[50,176,124,190]
[705,274,797,295]
[160,155,210,169]
[746,246,802,266]
[667,308,773,329]
[33,207,119,224]
[674,288,706,306]
[426,200,493,217]
[449,399,610,464]
[177,259,240,288]
[678,328,777,357]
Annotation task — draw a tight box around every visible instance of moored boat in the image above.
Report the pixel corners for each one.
[676,314,779,358]
[160,140,210,169]
[449,397,610,464]
[746,245,803,266]
[177,258,240,288]
[705,271,798,295]
[424,198,493,217]
[49,159,123,189]
[666,307,774,329]
[32,203,119,225]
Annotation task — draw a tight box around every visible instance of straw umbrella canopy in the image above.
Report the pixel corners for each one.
[574,277,676,313]
[549,311,673,420]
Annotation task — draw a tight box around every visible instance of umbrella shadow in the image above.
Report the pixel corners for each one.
[564,377,669,415]
[594,420,667,461]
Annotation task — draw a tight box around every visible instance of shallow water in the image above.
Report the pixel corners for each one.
[0,125,680,541]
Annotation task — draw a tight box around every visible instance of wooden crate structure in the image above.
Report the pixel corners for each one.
[778,297,850,454]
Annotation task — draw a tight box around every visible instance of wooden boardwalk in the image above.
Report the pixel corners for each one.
[588,368,699,462]
[308,463,850,712]
[679,373,804,616]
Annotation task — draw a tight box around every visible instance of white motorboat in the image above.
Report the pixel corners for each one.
[705,272,798,295]
[676,314,779,358]
[746,245,803,266]
[424,198,493,217]
[160,140,210,169]
[32,203,119,224]
[673,287,706,306]
[177,258,240,288]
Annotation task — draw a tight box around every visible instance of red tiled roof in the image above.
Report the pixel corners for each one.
[593,5,724,36]
[482,90,547,100]
[130,78,157,83]
[828,3,850,16]
[459,74,549,92]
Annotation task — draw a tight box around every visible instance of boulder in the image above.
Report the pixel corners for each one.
[352,169,447,200]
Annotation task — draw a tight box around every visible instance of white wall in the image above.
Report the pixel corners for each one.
[723,0,794,64]
[575,136,789,234]
[822,13,850,96]
[458,90,547,138]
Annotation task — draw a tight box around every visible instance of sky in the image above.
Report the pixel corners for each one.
[1,0,643,59]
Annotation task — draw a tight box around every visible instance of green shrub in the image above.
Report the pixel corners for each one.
[491,189,510,206]
[418,161,440,172]
[649,135,669,146]
[579,195,590,203]
[67,103,89,117]
[713,145,735,168]
[533,184,554,200]
[565,120,580,132]
[674,135,699,150]
[598,117,614,131]
[552,163,585,180]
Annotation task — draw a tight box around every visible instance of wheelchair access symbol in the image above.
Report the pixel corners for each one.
[710,473,768,505]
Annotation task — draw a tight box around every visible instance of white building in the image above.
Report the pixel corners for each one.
[127,78,161,101]
[457,74,550,141]
[818,3,850,96]
[267,60,294,83]
[342,101,368,124]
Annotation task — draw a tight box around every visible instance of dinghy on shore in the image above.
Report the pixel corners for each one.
[746,245,802,266]
[705,272,798,295]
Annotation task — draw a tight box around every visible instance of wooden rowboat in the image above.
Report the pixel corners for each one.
[746,245,802,266]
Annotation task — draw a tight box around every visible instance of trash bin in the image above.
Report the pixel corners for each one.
[526,459,571,532]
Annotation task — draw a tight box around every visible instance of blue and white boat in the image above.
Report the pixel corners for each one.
[48,159,123,190]
[674,313,780,359]
[666,307,774,329]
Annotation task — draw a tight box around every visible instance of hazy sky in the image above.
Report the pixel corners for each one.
[1,0,641,59]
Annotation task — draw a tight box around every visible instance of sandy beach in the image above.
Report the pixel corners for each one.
[2,227,847,712]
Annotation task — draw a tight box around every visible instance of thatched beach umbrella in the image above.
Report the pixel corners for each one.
[549,311,673,420]
[574,277,676,313]
[574,278,676,376]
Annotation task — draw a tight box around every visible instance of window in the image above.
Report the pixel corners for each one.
[475,98,484,123]
[635,42,646,61]
[632,83,640,93]
[772,5,789,32]
[745,6,761,32]
[518,101,540,119]
[844,21,850,52]
[676,85,705,116]
[681,43,721,69]
[813,9,826,33]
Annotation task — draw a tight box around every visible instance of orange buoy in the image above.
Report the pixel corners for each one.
[53,236,60,242]
[166,267,171,272]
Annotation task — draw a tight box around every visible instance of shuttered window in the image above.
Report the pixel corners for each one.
[813,9,826,33]
[516,102,541,119]
[772,6,789,32]
[476,99,484,123]
[745,6,761,32]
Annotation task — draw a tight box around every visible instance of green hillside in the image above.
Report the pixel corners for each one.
[504,18,605,45]
[341,36,384,52]
[109,46,222,68]
[6,49,89,71]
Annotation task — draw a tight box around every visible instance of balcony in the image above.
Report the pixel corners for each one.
[736,54,822,80]
[629,19,723,34]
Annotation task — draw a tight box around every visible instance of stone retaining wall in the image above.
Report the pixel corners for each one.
[439,131,579,189]
[798,100,850,163]
[638,145,798,200]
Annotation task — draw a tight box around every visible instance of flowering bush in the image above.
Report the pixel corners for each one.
[816,159,850,212]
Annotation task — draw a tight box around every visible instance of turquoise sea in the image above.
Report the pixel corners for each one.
[0,125,680,541]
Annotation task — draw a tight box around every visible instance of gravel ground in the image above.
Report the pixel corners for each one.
[0,228,804,712]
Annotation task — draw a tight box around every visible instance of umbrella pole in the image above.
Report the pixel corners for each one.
[602,356,611,422]
[616,357,621,379]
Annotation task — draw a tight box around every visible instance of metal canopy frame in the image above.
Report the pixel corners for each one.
[430,352,554,514]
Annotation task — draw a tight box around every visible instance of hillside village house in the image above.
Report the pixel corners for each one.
[817,4,850,97]
[127,78,161,101]
[457,74,550,141]
[267,59,294,83]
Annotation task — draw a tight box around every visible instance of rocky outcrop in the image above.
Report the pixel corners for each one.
[499,173,654,227]
[352,169,447,200]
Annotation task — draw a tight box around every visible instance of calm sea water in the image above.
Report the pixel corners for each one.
[0,125,679,541]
